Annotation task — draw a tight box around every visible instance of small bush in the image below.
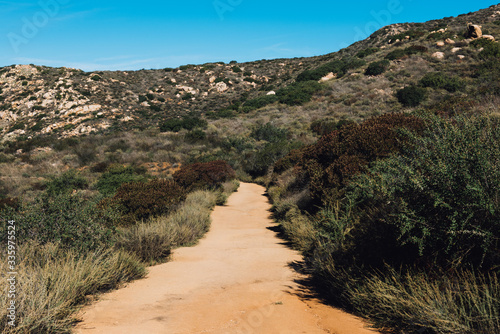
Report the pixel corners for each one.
[296,58,365,82]
[276,81,322,106]
[45,170,88,196]
[419,72,464,92]
[365,60,390,76]
[385,48,407,60]
[185,129,206,142]
[108,179,186,225]
[159,116,207,132]
[356,48,379,58]
[1,193,118,251]
[250,123,289,142]
[243,95,278,110]
[96,165,149,197]
[396,85,427,107]
[173,160,236,191]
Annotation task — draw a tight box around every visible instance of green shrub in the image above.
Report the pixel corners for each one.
[344,115,500,270]
[419,72,464,92]
[250,123,289,142]
[173,160,236,191]
[356,48,379,58]
[365,60,390,76]
[159,116,207,132]
[96,165,149,197]
[385,48,407,60]
[185,129,206,142]
[243,95,278,110]
[1,193,118,251]
[396,85,427,107]
[45,170,88,196]
[231,66,242,73]
[276,81,322,106]
[246,140,303,177]
[296,58,365,82]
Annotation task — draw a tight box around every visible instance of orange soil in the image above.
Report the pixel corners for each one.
[74,182,378,334]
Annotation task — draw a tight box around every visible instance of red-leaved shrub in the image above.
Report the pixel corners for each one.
[173,160,235,191]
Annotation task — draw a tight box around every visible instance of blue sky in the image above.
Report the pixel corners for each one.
[0,0,497,71]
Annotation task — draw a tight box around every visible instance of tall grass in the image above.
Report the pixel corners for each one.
[115,183,237,264]
[350,269,500,334]
[0,242,145,334]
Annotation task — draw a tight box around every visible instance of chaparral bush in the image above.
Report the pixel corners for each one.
[173,160,236,191]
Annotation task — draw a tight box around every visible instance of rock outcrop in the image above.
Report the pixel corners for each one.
[466,23,482,38]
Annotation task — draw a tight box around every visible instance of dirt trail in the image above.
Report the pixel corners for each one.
[75,182,377,334]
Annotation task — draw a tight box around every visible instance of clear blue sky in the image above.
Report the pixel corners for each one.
[0,0,497,71]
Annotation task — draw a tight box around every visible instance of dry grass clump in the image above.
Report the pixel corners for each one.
[115,183,238,264]
[0,242,145,334]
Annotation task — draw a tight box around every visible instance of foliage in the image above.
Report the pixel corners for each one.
[396,85,427,107]
[250,123,289,142]
[343,115,500,270]
[364,60,390,76]
[281,113,425,207]
[105,179,186,225]
[419,72,464,92]
[0,242,145,334]
[96,165,149,197]
[44,170,88,196]
[276,80,322,106]
[245,140,303,177]
[243,95,278,110]
[159,116,207,132]
[356,47,379,58]
[173,160,236,191]
[1,193,118,251]
[115,190,218,264]
[296,57,365,82]
[310,119,355,136]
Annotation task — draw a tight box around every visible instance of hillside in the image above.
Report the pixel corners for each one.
[1,4,499,143]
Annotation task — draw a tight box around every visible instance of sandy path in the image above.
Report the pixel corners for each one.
[74,182,377,334]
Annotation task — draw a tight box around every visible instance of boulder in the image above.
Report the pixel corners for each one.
[482,35,495,41]
[466,23,482,38]
[457,55,465,60]
[266,91,276,96]
[432,52,445,59]
[445,38,455,44]
[436,41,445,47]
[451,47,462,53]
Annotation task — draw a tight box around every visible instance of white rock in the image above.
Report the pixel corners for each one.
[451,47,462,53]
[267,91,276,95]
[482,35,495,41]
[432,52,445,59]
[436,41,445,47]
[319,72,336,82]
[214,82,228,93]
[457,55,465,60]
[445,38,455,44]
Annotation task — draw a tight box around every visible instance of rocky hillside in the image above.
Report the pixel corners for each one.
[1,4,499,143]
